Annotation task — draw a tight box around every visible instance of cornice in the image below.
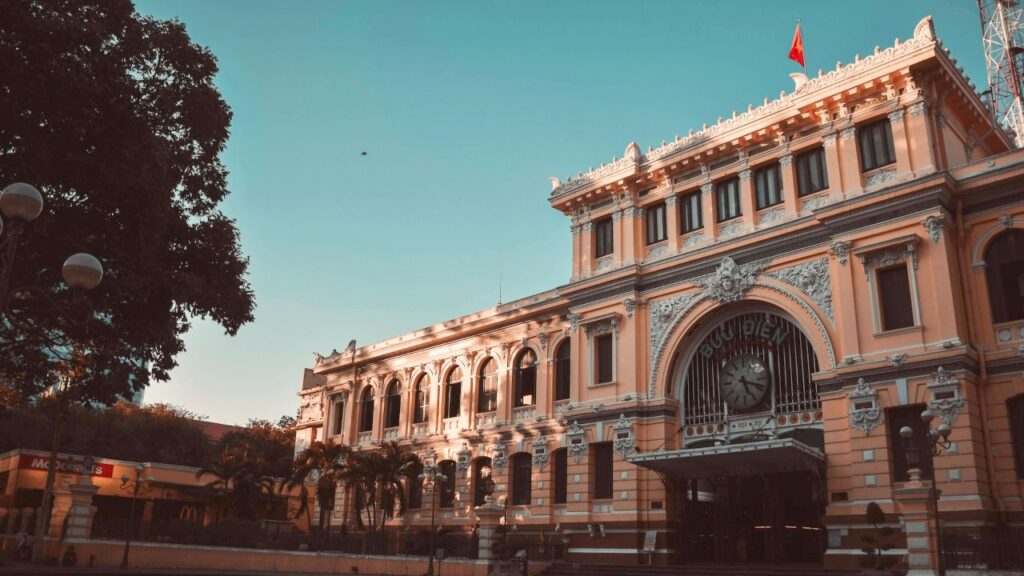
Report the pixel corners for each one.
[816,356,978,395]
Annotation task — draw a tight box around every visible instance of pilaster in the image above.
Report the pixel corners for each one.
[700,182,718,241]
[889,107,914,179]
[664,195,680,252]
[894,471,940,576]
[738,168,755,229]
[580,222,594,278]
[621,204,639,266]
[779,154,799,218]
[570,224,582,281]
[822,131,843,198]
[837,125,862,196]
[905,100,937,177]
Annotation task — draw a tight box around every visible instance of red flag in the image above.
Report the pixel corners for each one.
[789,22,805,67]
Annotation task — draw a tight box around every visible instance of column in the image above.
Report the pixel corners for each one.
[612,210,625,266]
[831,242,862,363]
[63,480,98,539]
[738,168,755,229]
[474,496,505,563]
[570,224,582,281]
[779,154,799,218]
[894,469,940,576]
[621,205,639,266]
[925,216,961,342]
[837,125,862,196]
[580,222,594,277]
[905,100,937,177]
[700,182,718,240]
[889,107,913,179]
[822,132,842,200]
[665,195,680,252]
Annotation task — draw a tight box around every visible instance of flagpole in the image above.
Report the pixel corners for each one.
[799,19,806,71]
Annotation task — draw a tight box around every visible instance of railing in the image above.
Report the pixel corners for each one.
[357,431,373,445]
[475,412,496,428]
[942,526,1024,570]
[442,417,462,432]
[412,422,429,436]
[512,406,536,423]
[383,427,399,440]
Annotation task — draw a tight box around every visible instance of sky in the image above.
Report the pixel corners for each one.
[131,0,988,425]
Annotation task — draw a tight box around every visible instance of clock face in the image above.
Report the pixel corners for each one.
[719,354,770,411]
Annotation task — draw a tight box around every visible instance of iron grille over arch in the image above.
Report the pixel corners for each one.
[674,310,821,429]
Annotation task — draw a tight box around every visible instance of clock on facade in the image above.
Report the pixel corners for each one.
[719,353,771,411]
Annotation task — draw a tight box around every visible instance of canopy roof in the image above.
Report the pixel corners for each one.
[627,437,824,479]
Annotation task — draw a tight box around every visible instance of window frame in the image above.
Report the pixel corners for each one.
[477,358,498,413]
[358,387,374,433]
[443,368,462,419]
[595,333,614,385]
[877,263,916,331]
[330,397,345,437]
[984,230,1024,324]
[592,442,614,500]
[413,376,429,424]
[715,178,741,223]
[514,349,538,407]
[796,147,829,197]
[553,449,568,504]
[554,339,571,401]
[594,218,614,258]
[511,453,532,505]
[754,163,784,210]
[679,191,703,234]
[859,118,897,172]
[645,202,668,245]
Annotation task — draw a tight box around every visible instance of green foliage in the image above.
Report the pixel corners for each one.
[860,501,897,571]
[216,418,295,479]
[0,0,254,405]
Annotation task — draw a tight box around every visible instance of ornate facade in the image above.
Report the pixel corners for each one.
[296,16,1024,572]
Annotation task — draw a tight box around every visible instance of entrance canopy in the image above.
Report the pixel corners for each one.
[627,437,824,478]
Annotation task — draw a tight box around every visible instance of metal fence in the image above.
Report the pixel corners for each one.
[942,525,1024,570]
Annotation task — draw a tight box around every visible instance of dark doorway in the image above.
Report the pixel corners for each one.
[677,469,825,564]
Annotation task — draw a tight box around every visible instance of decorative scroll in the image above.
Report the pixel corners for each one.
[566,421,586,464]
[612,414,635,457]
[849,379,882,434]
[767,258,834,324]
[699,257,765,304]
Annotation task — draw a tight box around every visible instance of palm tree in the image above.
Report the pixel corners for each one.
[197,448,276,523]
[287,441,349,544]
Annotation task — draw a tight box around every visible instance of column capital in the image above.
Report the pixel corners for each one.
[739,169,752,181]
[700,182,714,195]
[840,126,857,141]
[823,131,838,146]
[888,108,905,124]
[612,210,623,221]
[780,154,793,167]
[665,195,678,207]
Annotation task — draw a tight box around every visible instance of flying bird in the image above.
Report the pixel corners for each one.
[360,151,367,156]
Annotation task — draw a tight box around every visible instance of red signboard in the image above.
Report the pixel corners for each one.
[18,455,114,478]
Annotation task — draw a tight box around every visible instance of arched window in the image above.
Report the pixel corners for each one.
[444,367,462,419]
[438,460,456,508]
[384,380,401,428]
[358,387,374,433]
[477,358,498,413]
[413,375,429,424]
[510,453,532,505]
[554,340,571,401]
[473,457,494,506]
[514,349,537,407]
[985,230,1024,323]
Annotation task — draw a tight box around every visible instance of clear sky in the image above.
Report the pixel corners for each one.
[131,0,987,425]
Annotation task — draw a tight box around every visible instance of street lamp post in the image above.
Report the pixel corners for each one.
[8,181,106,565]
[120,464,154,569]
[419,464,448,576]
[900,409,952,576]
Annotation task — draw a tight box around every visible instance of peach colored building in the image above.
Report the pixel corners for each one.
[297,16,1024,573]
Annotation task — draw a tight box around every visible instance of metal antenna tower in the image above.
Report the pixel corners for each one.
[980,0,1024,146]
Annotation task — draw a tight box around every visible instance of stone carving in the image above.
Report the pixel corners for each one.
[612,414,635,457]
[928,367,965,426]
[859,241,918,280]
[699,257,765,304]
[718,221,746,238]
[623,298,636,319]
[683,232,706,249]
[646,244,671,261]
[456,443,472,475]
[648,293,699,354]
[801,193,835,213]
[830,241,851,265]
[888,108,905,124]
[595,258,617,273]
[758,207,787,227]
[922,214,946,243]
[567,312,580,332]
[849,378,882,434]
[766,258,834,323]
[840,126,857,141]
[909,101,928,117]
[888,353,907,368]
[584,318,618,340]
[531,436,550,470]
[538,332,549,351]
[864,167,898,189]
[491,444,508,476]
[566,420,587,464]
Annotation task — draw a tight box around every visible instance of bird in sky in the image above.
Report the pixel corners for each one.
[360,151,367,156]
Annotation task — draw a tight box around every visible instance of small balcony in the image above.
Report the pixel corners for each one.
[357,431,373,445]
[442,417,462,433]
[512,405,536,423]
[475,412,496,429]
[412,422,430,437]
[383,427,400,441]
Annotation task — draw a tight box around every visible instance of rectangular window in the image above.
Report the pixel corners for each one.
[512,454,532,505]
[595,333,614,384]
[408,475,423,509]
[877,264,915,331]
[593,442,613,499]
[1009,396,1024,479]
[754,163,783,210]
[796,147,829,196]
[555,344,571,401]
[859,119,897,172]
[331,400,345,436]
[888,404,933,481]
[594,218,614,258]
[715,178,741,222]
[553,450,568,504]
[414,385,428,424]
[679,191,703,234]
[645,202,667,245]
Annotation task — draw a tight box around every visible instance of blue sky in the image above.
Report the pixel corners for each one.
[132,0,987,424]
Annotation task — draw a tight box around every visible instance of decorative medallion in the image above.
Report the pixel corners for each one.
[928,367,965,426]
[848,378,882,434]
[830,241,851,265]
[922,214,946,244]
[699,257,765,304]
[566,420,587,464]
[532,436,549,470]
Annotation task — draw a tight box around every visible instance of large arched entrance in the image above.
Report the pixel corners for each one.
[635,305,827,565]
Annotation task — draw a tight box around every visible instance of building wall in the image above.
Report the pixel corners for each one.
[297,16,1024,567]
